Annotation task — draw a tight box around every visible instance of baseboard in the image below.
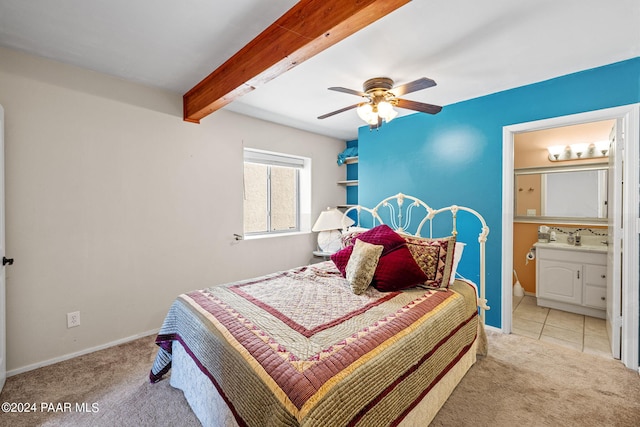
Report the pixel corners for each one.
[7,328,160,378]
[484,324,502,334]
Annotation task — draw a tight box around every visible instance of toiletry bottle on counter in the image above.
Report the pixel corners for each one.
[567,232,575,245]
[575,231,581,246]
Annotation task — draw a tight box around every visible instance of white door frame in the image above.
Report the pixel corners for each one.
[607,120,622,359]
[501,104,639,371]
[0,104,5,391]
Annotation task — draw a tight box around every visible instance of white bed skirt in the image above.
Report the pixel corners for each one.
[170,339,478,427]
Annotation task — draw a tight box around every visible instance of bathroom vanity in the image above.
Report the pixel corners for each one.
[535,242,607,318]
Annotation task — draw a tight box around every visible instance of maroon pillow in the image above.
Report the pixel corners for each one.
[372,245,429,292]
[331,224,405,276]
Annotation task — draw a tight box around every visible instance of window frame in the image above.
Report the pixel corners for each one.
[243,148,307,238]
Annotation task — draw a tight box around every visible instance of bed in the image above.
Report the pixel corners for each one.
[150,193,490,427]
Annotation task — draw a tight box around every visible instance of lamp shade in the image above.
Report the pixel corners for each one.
[312,208,354,232]
[356,103,373,122]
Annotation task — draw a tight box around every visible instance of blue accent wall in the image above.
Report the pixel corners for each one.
[358,58,640,328]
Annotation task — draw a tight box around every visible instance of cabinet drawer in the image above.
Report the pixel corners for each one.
[584,285,606,309]
[585,264,607,287]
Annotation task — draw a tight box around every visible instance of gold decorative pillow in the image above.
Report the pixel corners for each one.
[402,235,457,288]
[345,239,383,295]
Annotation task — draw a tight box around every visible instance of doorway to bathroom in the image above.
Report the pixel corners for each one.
[501,104,640,371]
[512,119,613,359]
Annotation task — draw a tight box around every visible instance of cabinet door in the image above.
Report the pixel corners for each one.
[584,264,607,287]
[538,259,582,305]
[584,264,607,309]
[584,285,607,309]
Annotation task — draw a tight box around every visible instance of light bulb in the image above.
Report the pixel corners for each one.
[595,140,609,156]
[571,143,589,158]
[384,109,398,122]
[377,101,397,122]
[357,103,373,122]
[377,101,392,115]
[547,145,564,161]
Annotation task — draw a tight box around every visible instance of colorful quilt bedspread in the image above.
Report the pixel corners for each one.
[150,261,480,426]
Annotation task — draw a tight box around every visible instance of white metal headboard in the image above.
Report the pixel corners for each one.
[341,193,490,322]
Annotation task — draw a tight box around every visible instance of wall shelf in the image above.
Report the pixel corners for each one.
[339,142,358,208]
[344,156,358,164]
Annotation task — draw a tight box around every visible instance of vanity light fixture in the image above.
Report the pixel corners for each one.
[547,141,609,162]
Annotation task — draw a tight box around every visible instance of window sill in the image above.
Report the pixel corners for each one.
[243,230,311,240]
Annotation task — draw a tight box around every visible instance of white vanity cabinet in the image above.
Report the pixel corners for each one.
[535,243,607,318]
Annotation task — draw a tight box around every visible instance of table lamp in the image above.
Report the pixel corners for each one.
[312,207,355,253]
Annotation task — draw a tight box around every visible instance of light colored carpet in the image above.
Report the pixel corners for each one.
[1,331,638,426]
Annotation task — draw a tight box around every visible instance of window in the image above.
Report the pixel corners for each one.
[243,149,310,237]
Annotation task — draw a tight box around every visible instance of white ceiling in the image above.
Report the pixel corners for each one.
[1,0,638,140]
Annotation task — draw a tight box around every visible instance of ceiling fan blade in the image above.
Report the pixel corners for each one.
[328,87,368,97]
[391,77,437,97]
[317,103,361,119]
[395,98,442,115]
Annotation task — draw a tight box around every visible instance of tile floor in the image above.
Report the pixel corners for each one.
[512,294,612,358]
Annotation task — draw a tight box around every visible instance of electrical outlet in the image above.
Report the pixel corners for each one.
[67,311,80,328]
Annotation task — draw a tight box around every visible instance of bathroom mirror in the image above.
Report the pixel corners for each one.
[514,163,608,224]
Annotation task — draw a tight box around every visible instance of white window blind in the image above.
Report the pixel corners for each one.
[243,149,305,168]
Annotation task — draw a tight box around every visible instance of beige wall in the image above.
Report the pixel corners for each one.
[0,47,345,373]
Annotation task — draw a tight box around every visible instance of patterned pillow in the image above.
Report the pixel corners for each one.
[371,245,429,292]
[403,235,457,288]
[345,240,383,295]
[331,224,406,276]
[340,226,369,248]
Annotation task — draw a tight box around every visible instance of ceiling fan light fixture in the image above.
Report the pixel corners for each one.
[319,77,441,128]
[357,100,397,126]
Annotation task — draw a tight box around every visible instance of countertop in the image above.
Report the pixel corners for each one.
[534,241,607,253]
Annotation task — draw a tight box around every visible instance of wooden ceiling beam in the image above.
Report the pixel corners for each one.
[183,0,411,123]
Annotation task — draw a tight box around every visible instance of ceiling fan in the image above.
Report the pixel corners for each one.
[317,77,442,129]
